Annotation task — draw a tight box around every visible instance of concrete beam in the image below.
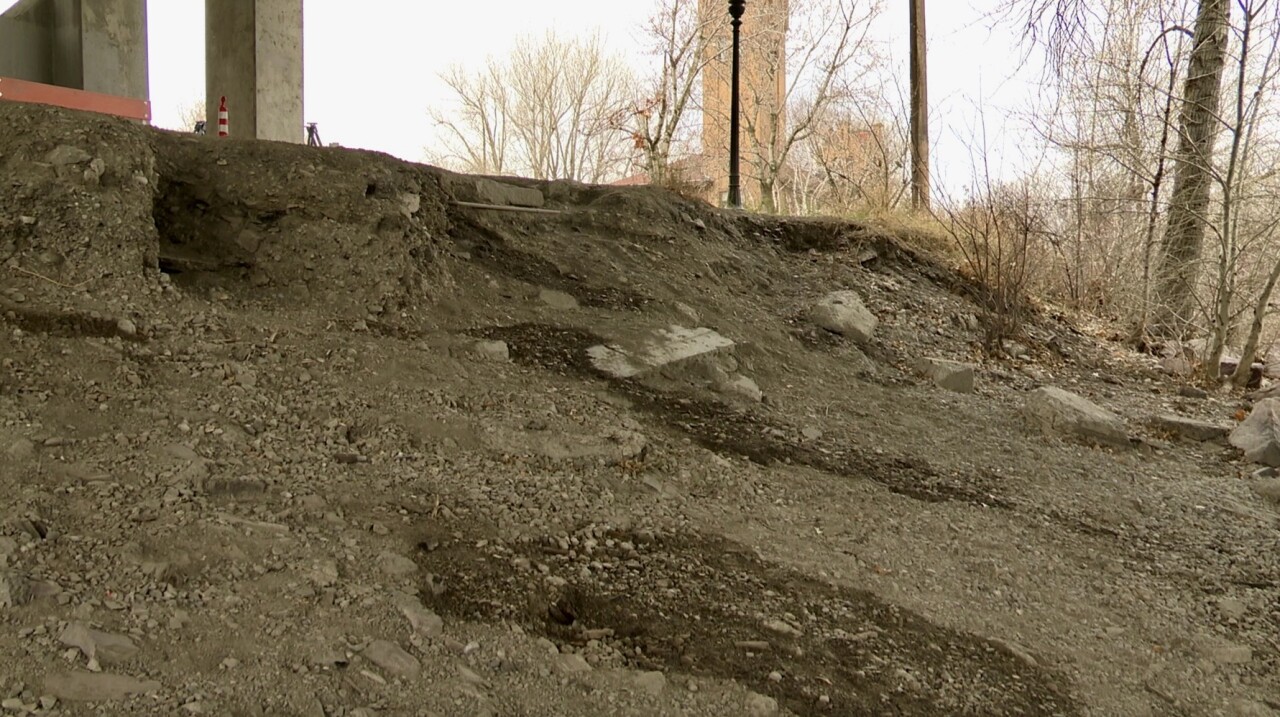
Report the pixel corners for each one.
[206,0,304,143]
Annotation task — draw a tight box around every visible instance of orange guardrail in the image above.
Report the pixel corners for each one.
[0,76,151,122]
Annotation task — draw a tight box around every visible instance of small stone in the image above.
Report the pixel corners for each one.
[1179,385,1209,399]
[718,374,763,402]
[1217,597,1248,620]
[46,145,92,166]
[1253,478,1280,506]
[116,319,138,337]
[746,692,779,716]
[362,640,420,679]
[634,671,666,695]
[1226,698,1278,716]
[0,568,31,609]
[539,288,579,310]
[810,290,877,343]
[768,670,783,682]
[59,623,138,665]
[38,696,56,710]
[762,619,801,637]
[914,357,976,393]
[378,552,418,577]
[1,697,23,711]
[471,340,510,362]
[801,427,823,441]
[5,439,35,461]
[1207,643,1254,665]
[399,601,443,640]
[553,653,592,674]
[44,671,161,701]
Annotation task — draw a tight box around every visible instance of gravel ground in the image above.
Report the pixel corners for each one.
[0,102,1277,716]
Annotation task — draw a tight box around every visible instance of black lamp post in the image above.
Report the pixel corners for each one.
[728,0,745,209]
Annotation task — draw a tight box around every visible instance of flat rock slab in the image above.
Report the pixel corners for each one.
[1023,386,1130,448]
[1148,414,1230,443]
[587,326,734,379]
[363,639,420,679]
[1231,399,1280,466]
[810,290,877,343]
[474,178,545,208]
[914,357,975,393]
[44,672,160,702]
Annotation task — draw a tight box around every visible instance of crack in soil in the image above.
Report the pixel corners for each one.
[417,528,1080,716]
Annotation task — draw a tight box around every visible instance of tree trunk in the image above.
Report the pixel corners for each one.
[759,177,777,213]
[1233,249,1280,387]
[1151,0,1230,338]
[909,0,930,211]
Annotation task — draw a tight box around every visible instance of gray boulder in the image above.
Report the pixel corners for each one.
[1230,399,1280,466]
[914,357,975,393]
[811,290,877,343]
[1023,386,1130,447]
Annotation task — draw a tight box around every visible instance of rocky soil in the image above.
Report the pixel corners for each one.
[1,102,1278,716]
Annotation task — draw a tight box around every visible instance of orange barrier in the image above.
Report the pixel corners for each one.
[0,76,151,122]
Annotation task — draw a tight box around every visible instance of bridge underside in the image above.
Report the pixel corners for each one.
[0,0,303,142]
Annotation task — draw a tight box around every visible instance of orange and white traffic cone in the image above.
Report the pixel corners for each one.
[217,96,229,138]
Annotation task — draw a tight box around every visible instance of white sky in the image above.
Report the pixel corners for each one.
[1,0,1044,191]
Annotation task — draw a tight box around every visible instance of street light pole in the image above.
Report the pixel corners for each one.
[728,0,745,209]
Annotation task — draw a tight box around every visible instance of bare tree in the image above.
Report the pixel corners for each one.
[433,32,637,184]
[633,0,727,185]
[698,0,883,212]
[175,99,206,133]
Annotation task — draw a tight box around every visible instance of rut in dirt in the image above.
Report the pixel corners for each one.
[475,323,1014,510]
[416,528,1080,717]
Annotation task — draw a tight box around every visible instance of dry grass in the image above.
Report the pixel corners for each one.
[841,206,963,265]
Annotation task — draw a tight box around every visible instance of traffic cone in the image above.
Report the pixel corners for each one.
[217,96,229,138]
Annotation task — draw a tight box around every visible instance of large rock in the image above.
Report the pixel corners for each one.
[914,357,975,393]
[1023,387,1130,447]
[810,290,877,343]
[1230,399,1280,466]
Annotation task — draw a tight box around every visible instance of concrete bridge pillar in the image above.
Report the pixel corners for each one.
[0,0,148,101]
[205,0,303,142]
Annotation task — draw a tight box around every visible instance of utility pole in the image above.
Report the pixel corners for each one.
[910,0,930,210]
[728,0,746,209]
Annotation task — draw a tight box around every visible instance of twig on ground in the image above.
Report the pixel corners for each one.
[10,265,94,290]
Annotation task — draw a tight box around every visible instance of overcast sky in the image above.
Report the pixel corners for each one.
[1,0,1044,192]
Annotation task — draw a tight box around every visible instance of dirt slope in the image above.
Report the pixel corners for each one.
[1,102,1277,716]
